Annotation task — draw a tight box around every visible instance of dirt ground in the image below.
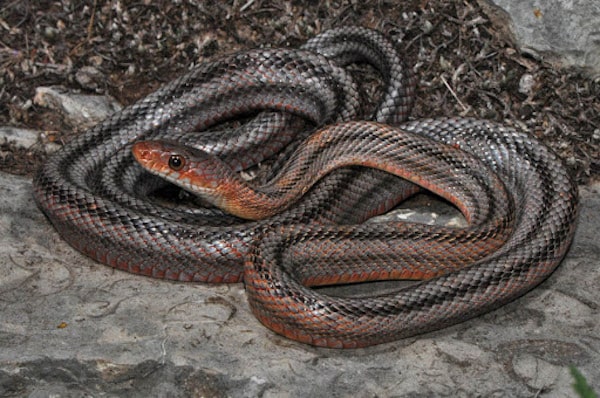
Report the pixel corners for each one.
[0,0,598,182]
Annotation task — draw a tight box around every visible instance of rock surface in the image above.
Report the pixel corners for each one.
[0,171,598,397]
[33,86,122,130]
[482,0,600,78]
[0,126,60,153]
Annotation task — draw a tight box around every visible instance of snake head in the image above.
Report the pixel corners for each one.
[131,139,242,212]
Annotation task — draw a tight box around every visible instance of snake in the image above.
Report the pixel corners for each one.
[32,27,579,348]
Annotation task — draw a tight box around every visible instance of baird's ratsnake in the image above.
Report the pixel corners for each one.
[33,27,579,348]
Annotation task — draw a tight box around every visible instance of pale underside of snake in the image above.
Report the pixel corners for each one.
[33,27,579,348]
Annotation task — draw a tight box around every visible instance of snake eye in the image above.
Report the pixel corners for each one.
[168,154,185,171]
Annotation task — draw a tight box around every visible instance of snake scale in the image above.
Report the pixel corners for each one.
[33,27,579,348]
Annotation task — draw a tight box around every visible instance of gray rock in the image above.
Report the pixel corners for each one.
[481,0,600,78]
[0,171,598,397]
[75,66,107,91]
[33,86,122,130]
[0,126,60,152]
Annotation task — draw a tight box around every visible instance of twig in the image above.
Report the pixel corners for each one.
[87,0,97,41]
[441,74,469,113]
[240,0,255,13]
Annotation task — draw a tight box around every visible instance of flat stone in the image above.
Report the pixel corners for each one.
[481,0,600,78]
[0,126,60,152]
[0,171,598,396]
[33,86,122,129]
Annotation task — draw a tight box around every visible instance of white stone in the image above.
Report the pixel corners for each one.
[33,86,122,129]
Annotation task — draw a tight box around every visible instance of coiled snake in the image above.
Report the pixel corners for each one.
[33,27,579,348]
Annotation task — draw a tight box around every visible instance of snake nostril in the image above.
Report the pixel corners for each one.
[131,144,149,162]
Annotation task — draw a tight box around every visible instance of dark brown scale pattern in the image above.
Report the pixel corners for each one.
[32,27,578,347]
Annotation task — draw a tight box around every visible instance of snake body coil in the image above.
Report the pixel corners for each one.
[33,27,578,347]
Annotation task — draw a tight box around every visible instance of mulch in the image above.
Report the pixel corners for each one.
[1,0,598,182]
